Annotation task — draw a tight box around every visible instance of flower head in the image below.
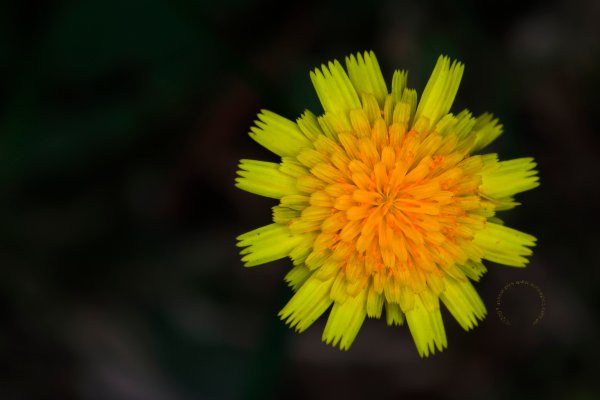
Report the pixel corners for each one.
[236,52,539,356]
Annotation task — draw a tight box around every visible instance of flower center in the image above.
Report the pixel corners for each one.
[279,117,489,298]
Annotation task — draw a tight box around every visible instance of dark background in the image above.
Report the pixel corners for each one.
[1,0,598,399]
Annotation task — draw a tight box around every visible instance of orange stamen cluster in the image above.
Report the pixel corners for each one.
[276,117,491,308]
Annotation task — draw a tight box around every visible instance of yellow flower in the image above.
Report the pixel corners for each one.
[236,52,539,356]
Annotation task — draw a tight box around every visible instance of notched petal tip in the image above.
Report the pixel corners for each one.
[311,57,361,116]
[414,55,465,128]
[322,289,368,351]
[405,296,447,357]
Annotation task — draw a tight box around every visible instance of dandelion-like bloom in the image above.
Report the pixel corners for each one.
[236,52,539,356]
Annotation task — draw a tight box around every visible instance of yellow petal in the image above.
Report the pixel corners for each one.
[310,60,361,116]
[473,222,537,267]
[366,284,384,318]
[385,302,405,326]
[249,110,312,156]
[296,110,323,141]
[322,288,367,350]
[440,277,486,331]
[471,112,503,151]
[237,223,304,267]
[414,55,464,128]
[480,157,540,199]
[235,159,298,198]
[405,295,447,357]
[279,274,334,332]
[284,264,312,291]
[391,69,408,104]
[345,51,388,106]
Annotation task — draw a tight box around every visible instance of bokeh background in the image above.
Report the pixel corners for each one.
[1,0,599,399]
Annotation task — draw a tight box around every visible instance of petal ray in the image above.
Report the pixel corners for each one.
[414,55,464,128]
[310,60,361,117]
[473,222,537,267]
[346,51,388,106]
[237,224,304,267]
[279,274,335,332]
[249,110,312,157]
[322,288,367,350]
[405,295,447,357]
[236,159,299,198]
